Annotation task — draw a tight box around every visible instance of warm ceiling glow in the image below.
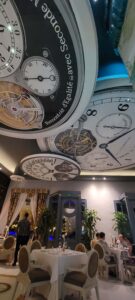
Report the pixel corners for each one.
[0,149,16,173]
[80,170,135,176]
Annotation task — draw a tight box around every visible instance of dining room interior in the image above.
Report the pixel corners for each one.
[0,0,135,299]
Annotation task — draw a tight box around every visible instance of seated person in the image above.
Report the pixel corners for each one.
[116,234,132,255]
[98,232,116,263]
[91,232,100,248]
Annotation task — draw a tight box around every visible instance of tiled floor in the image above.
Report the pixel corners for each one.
[0,263,135,300]
[60,278,135,300]
[91,279,135,300]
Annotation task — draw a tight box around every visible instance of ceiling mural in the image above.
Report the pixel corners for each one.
[21,154,80,181]
[10,174,25,182]
[0,81,44,130]
[38,89,135,171]
[1,0,134,179]
[0,0,98,138]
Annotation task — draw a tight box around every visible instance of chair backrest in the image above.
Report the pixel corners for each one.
[3,236,15,250]
[18,246,30,274]
[87,249,98,278]
[75,243,87,253]
[94,242,104,260]
[30,240,42,252]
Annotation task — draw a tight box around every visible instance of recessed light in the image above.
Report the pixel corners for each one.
[103,177,106,180]
[7,24,12,32]
[92,177,95,180]
[11,48,15,54]
[0,167,2,170]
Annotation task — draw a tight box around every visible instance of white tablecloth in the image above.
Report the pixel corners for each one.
[111,248,128,280]
[30,248,88,300]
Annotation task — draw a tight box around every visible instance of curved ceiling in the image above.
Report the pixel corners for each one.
[1,0,135,180]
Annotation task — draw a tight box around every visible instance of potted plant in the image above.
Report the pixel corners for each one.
[82,209,101,249]
[112,211,132,240]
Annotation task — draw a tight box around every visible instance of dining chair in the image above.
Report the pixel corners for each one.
[0,236,15,263]
[3,236,15,250]
[18,246,51,299]
[30,240,42,252]
[75,243,87,253]
[63,249,100,300]
[94,243,118,279]
[121,250,135,281]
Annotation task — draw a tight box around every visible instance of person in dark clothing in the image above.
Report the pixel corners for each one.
[12,212,30,266]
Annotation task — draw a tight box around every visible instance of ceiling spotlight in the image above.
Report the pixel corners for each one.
[103,177,106,180]
[7,24,12,32]
[11,48,15,54]
[0,167,2,170]
[92,177,95,180]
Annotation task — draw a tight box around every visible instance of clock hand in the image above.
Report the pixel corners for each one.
[24,75,55,81]
[107,127,135,145]
[99,143,121,165]
[99,128,135,164]
[103,125,130,129]
[105,148,121,165]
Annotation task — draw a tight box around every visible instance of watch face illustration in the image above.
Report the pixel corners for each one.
[21,154,80,181]
[0,0,24,77]
[55,162,73,172]
[38,89,135,171]
[0,0,98,138]
[96,113,132,139]
[54,129,97,156]
[0,81,44,130]
[10,175,25,182]
[21,56,59,96]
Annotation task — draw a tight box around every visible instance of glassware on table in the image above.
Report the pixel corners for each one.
[58,238,62,251]
[64,240,68,249]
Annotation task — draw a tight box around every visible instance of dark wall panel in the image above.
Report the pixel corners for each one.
[0,172,10,212]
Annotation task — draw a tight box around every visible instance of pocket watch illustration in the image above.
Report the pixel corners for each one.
[96,113,132,139]
[0,0,97,137]
[0,81,44,130]
[21,154,80,181]
[39,89,135,171]
[21,56,60,96]
[54,128,97,156]
[0,0,24,77]
[78,90,135,170]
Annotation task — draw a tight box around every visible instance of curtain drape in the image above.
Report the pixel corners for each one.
[0,190,11,234]
[30,193,38,224]
[36,191,49,224]
[0,188,49,234]
[9,192,27,227]
[7,192,20,226]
